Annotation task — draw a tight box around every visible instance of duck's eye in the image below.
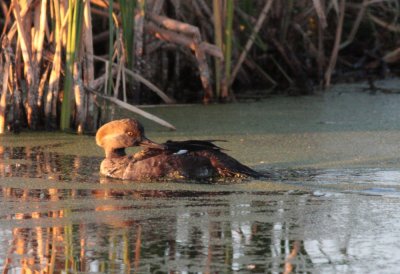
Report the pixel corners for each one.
[127,131,134,136]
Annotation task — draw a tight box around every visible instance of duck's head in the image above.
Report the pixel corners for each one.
[96,118,165,158]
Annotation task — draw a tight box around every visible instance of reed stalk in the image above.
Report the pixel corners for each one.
[33,0,47,66]
[1,0,399,133]
[213,0,223,98]
[221,0,234,99]
[45,0,62,129]
[133,0,145,103]
[12,0,39,129]
[0,40,11,134]
[107,0,115,95]
[312,0,327,29]
[82,0,97,132]
[340,0,368,49]
[230,0,274,86]
[119,0,136,69]
[60,0,83,131]
[324,0,346,88]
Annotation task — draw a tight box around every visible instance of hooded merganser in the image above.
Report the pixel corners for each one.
[96,118,262,181]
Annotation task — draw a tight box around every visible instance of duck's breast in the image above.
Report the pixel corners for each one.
[100,156,131,179]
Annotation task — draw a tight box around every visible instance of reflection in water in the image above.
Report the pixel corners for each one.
[1,144,400,273]
[0,185,315,273]
[0,144,100,182]
[0,144,314,273]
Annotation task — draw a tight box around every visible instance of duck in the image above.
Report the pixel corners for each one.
[96,118,262,181]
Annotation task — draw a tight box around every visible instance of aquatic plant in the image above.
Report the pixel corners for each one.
[0,0,399,133]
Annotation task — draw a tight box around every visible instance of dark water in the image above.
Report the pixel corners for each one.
[2,86,400,273]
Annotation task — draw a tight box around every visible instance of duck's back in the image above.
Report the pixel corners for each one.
[100,140,262,181]
[127,140,261,180]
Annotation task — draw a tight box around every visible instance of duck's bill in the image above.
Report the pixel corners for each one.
[139,137,166,149]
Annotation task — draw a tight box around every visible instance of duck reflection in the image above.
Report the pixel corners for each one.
[0,144,313,273]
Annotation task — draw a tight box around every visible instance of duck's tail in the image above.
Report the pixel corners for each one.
[164,140,265,179]
[206,150,264,178]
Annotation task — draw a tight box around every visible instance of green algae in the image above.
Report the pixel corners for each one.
[3,82,400,168]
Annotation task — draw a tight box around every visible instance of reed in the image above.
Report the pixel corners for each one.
[0,39,10,134]
[212,0,236,100]
[230,0,274,86]
[61,0,83,130]
[0,0,399,133]
[222,0,234,99]
[119,0,136,69]
[82,0,97,132]
[213,0,223,98]
[107,0,115,96]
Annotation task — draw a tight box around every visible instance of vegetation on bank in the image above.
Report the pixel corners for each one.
[0,0,399,133]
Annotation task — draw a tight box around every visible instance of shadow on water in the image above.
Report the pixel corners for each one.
[1,143,400,273]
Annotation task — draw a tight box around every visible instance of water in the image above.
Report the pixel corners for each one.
[1,81,400,273]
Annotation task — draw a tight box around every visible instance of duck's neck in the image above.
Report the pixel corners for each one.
[105,147,126,158]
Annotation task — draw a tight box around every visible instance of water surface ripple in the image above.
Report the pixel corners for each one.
[1,88,400,273]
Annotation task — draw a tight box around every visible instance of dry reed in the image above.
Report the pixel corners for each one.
[0,0,399,133]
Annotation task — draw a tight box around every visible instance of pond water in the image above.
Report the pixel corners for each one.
[1,81,400,273]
